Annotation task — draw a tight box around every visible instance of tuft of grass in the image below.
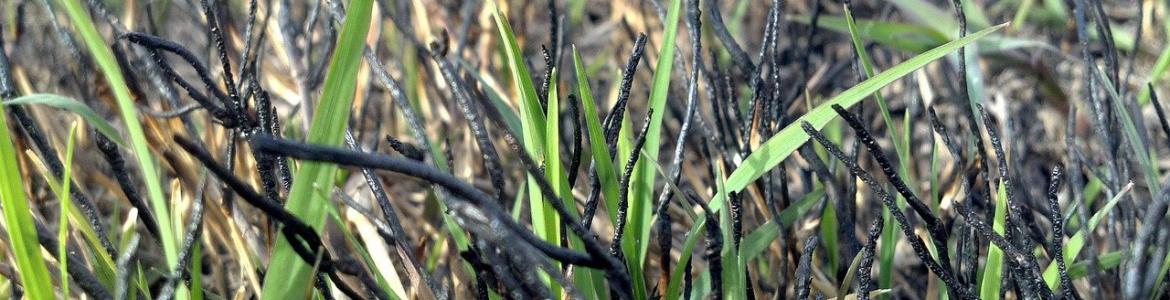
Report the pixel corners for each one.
[259,0,373,298]
[58,0,179,270]
[0,98,54,300]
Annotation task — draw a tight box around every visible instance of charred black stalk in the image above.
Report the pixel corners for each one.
[121,32,235,126]
[540,45,554,110]
[603,33,648,150]
[796,235,819,300]
[385,135,426,161]
[568,94,585,188]
[245,135,625,275]
[833,104,952,270]
[948,0,993,199]
[1046,166,1078,300]
[685,191,724,300]
[702,0,754,75]
[954,200,1053,299]
[4,106,118,258]
[469,82,631,295]
[344,131,441,298]
[200,0,248,127]
[611,110,654,258]
[429,36,507,205]
[175,135,388,300]
[656,0,702,276]
[0,45,117,256]
[1150,85,1170,149]
[802,121,974,299]
[858,217,883,300]
[32,221,112,300]
[977,104,1054,298]
[94,129,161,239]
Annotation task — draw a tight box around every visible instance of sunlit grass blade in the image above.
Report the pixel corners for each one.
[979,180,1009,299]
[0,104,54,300]
[627,0,684,297]
[724,23,1005,194]
[3,94,125,146]
[260,0,373,298]
[58,121,80,298]
[741,188,823,260]
[490,4,558,255]
[58,0,178,270]
[572,48,621,219]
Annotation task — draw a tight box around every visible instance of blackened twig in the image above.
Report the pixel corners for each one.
[802,121,973,299]
[796,235,820,300]
[94,129,161,239]
[832,104,952,271]
[1046,166,1078,300]
[429,36,507,205]
[610,110,654,258]
[603,34,648,151]
[702,0,754,74]
[858,218,883,300]
[343,131,441,298]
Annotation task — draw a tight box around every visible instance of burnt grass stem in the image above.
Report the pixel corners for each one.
[175,135,390,300]
[1046,166,1079,300]
[832,104,953,272]
[802,121,974,299]
[796,235,819,300]
[245,134,633,296]
[344,130,441,297]
[610,110,654,258]
[429,35,507,206]
[94,129,161,240]
[858,217,883,300]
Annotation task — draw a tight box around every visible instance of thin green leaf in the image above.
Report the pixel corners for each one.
[724,23,1006,194]
[628,0,684,297]
[59,0,178,269]
[980,180,1010,299]
[3,94,126,146]
[572,47,622,220]
[0,103,54,300]
[260,0,373,297]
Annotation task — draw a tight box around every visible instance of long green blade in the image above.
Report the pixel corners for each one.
[724,23,1006,193]
[3,94,126,146]
[627,0,684,297]
[0,103,54,300]
[59,0,178,269]
[260,0,373,298]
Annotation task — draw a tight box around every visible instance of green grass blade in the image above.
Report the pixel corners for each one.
[1043,182,1132,289]
[572,48,622,220]
[58,0,178,269]
[58,122,80,298]
[740,189,824,261]
[628,1,684,297]
[260,0,373,297]
[490,5,558,255]
[3,94,126,146]
[980,180,1010,299]
[0,102,55,300]
[724,23,1005,194]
